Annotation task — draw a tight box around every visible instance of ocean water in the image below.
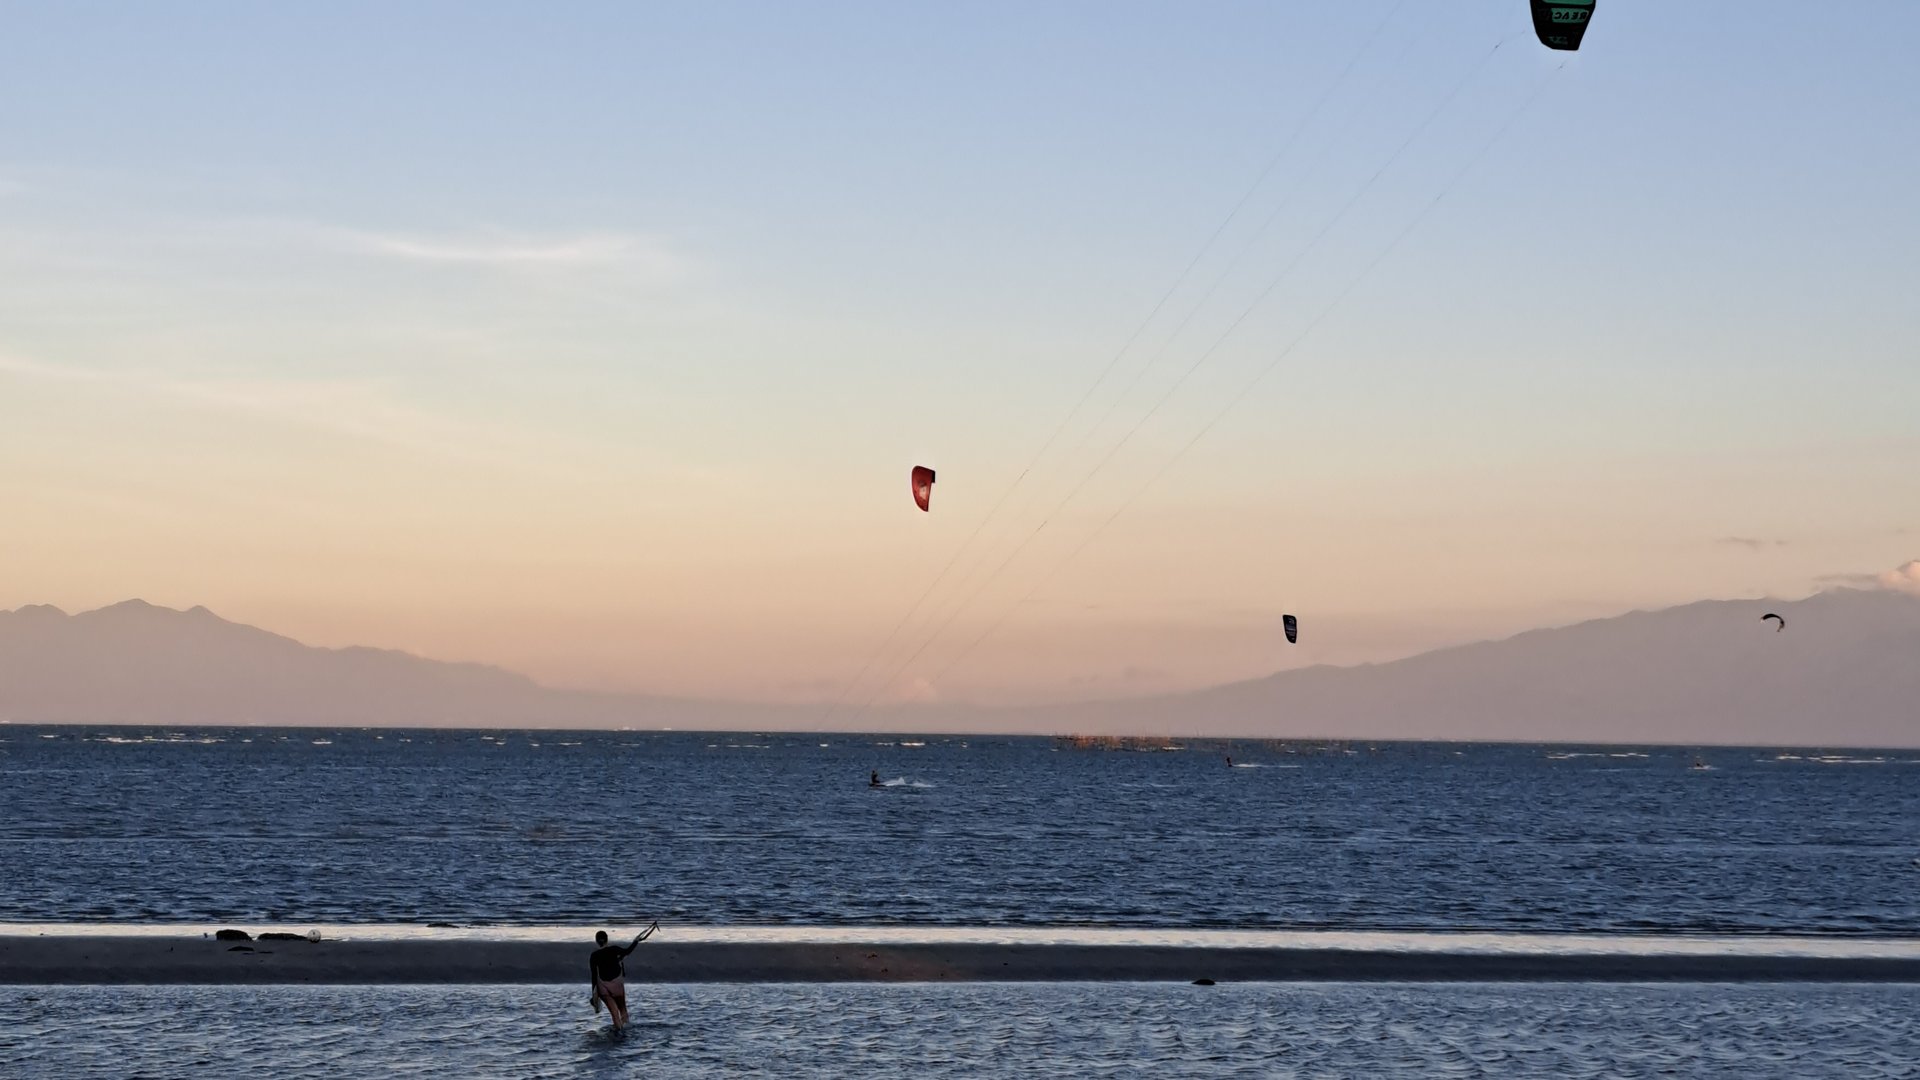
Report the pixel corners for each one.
[3,982,1916,1078]
[1,727,1916,934]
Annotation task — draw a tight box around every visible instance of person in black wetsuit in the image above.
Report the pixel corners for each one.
[870,769,881,787]
[589,922,656,1029]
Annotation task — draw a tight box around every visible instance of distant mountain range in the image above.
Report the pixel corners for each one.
[984,587,1920,747]
[2,590,1916,746]
[0,599,779,730]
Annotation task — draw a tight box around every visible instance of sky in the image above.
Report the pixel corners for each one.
[1,2,1916,707]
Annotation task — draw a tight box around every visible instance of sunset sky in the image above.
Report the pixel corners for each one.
[3,2,1915,706]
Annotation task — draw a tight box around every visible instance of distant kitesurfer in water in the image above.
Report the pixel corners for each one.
[589,922,657,1029]
[871,769,881,787]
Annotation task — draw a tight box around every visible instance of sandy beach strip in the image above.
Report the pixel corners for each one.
[6,934,1920,984]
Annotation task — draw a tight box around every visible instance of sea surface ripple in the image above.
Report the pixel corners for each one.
[2,728,1915,934]
[3,982,1916,1078]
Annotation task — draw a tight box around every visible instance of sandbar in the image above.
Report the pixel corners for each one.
[6,934,1920,984]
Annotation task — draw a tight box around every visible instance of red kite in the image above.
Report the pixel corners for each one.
[911,466,936,512]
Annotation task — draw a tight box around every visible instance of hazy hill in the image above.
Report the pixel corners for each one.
[996,588,1920,746]
[2,590,1916,745]
[0,600,773,728]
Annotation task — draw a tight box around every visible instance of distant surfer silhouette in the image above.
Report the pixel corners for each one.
[871,769,881,787]
[589,922,656,1029]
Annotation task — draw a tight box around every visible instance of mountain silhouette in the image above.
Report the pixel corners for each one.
[0,599,772,728]
[2,590,1916,745]
[1000,588,1920,746]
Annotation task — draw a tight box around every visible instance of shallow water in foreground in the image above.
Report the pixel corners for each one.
[4,982,1916,1078]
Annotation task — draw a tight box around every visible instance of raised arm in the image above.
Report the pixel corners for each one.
[622,921,659,955]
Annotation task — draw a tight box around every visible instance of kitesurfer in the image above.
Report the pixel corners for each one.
[589,923,656,1029]
[870,769,882,787]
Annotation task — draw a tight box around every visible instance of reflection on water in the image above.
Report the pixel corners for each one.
[3,982,1917,1078]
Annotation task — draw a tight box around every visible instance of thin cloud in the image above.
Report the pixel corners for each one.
[0,352,129,390]
[1069,663,1170,687]
[1715,536,1789,550]
[0,347,748,498]
[333,229,675,271]
[1813,561,1920,594]
[5,207,693,283]
[890,677,940,704]
[232,220,693,282]
[770,676,841,694]
[1878,560,1920,595]
[0,350,502,465]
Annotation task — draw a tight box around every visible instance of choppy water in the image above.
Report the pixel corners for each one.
[3,982,1916,1078]
[2,727,1917,934]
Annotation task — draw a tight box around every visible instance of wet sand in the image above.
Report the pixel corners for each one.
[6,935,1920,984]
